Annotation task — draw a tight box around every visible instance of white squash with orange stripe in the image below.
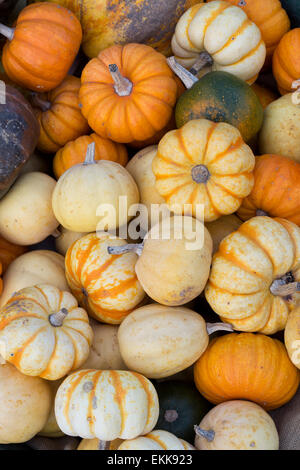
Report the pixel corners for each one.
[0,285,93,380]
[118,430,195,450]
[55,369,159,440]
[171,1,266,83]
[65,232,145,324]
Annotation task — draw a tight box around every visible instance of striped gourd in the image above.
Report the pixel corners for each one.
[65,233,145,324]
[118,430,195,450]
[55,370,159,440]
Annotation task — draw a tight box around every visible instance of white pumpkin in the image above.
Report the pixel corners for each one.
[118,430,195,450]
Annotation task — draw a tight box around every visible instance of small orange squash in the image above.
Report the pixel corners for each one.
[273,28,300,94]
[0,3,82,92]
[31,76,90,154]
[79,43,178,143]
[194,333,300,410]
[238,154,300,226]
[0,235,27,273]
[53,133,128,179]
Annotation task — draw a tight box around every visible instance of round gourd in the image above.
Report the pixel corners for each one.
[237,154,300,226]
[118,430,195,450]
[0,363,52,443]
[39,379,64,438]
[118,303,233,379]
[194,400,279,450]
[108,215,213,306]
[0,3,82,92]
[55,227,86,256]
[79,43,178,144]
[53,133,128,179]
[0,85,39,199]
[0,172,59,245]
[155,381,211,442]
[0,250,69,308]
[273,29,300,95]
[171,1,266,83]
[281,0,300,27]
[65,232,145,324]
[55,369,159,440]
[194,333,300,410]
[285,307,300,369]
[52,143,139,232]
[0,235,26,273]
[31,76,89,154]
[259,94,300,162]
[205,216,300,334]
[173,70,263,143]
[152,119,255,222]
[206,214,242,254]
[251,82,278,109]
[0,284,93,380]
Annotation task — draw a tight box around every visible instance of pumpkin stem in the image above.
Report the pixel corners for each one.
[30,93,51,112]
[191,165,210,184]
[206,322,234,335]
[291,80,300,105]
[166,57,198,89]
[194,425,215,442]
[270,279,300,297]
[98,440,111,450]
[49,308,68,327]
[109,64,133,97]
[84,142,96,165]
[164,409,179,423]
[107,242,144,257]
[51,228,61,238]
[256,209,268,217]
[189,51,213,76]
[0,23,14,41]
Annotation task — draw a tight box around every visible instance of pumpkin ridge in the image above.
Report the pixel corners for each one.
[87,300,134,321]
[9,324,49,370]
[145,432,168,449]
[86,369,102,436]
[156,154,187,169]
[4,48,56,85]
[130,97,157,133]
[49,107,85,133]
[110,370,126,436]
[5,295,49,315]
[202,122,217,166]
[34,285,51,311]
[208,279,262,296]
[59,327,78,371]
[74,237,97,283]
[131,372,155,433]
[206,137,244,166]
[133,89,175,109]
[208,177,244,199]
[200,2,230,41]
[205,183,221,217]
[83,254,122,286]
[63,370,91,433]
[0,312,45,331]
[237,224,276,273]
[162,181,193,200]
[178,127,194,163]
[212,17,252,56]
[89,277,139,300]
[218,245,268,281]
[62,324,92,343]
[39,328,57,379]
[228,39,264,66]
[39,115,61,148]
[16,18,80,40]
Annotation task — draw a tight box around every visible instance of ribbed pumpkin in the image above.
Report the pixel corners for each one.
[285,307,300,369]
[0,3,82,92]
[118,430,195,450]
[53,133,128,179]
[171,1,266,83]
[206,0,290,65]
[65,233,145,324]
[79,43,178,143]
[152,119,255,222]
[0,285,93,380]
[0,235,26,273]
[273,29,300,95]
[31,76,89,154]
[237,155,300,226]
[194,333,300,410]
[55,369,159,440]
[205,216,300,334]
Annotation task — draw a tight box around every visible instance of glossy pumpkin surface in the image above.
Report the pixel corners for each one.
[194,333,300,410]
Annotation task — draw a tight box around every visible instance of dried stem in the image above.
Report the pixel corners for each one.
[191,165,210,184]
[166,57,198,89]
[206,322,234,335]
[270,280,300,297]
[84,142,96,165]
[107,242,144,257]
[30,93,51,112]
[0,23,14,41]
[189,51,213,76]
[49,308,68,327]
[194,425,215,442]
[109,64,133,97]
[98,440,111,450]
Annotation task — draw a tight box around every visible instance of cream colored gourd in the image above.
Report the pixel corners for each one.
[0,172,59,245]
[52,143,139,232]
[118,430,195,450]
[0,285,93,380]
[117,303,232,379]
[55,369,159,440]
[194,401,279,450]
[206,214,242,254]
[172,1,266,83]
[55,226,86,255]
[0,363,52,444]
[0,250,69,308]
[285,307,300,369]
[259,94,300,163]
[108,215,213,306]
[39,379,64,438]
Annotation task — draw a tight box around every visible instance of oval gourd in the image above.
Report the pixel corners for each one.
[55,369,159,440]
[118,430,195,450]
[194,333,300,410]
[194,400,279,450]
[285,307,300,369]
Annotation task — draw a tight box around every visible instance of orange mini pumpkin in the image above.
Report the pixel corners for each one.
[31,76,90,154]
[238,154,300,226]
[79,43,178,143]
[0,3,82,92]
[53,133,128,179]
[194,333,300,410]
[0,235,27,273]
[273,28,300,94]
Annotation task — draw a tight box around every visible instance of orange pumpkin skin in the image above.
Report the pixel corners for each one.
[207,0,290,66]
[194,333,300,410]
[33,76,90,154]
[53,133,128,179]
[251,83,278,109]
[238,154,300,225]
[273,29,300,94]
[0,236,27,273]
[79,43,178,144]
[2,3,82,92]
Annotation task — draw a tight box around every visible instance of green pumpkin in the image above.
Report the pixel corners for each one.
[280,0,300,27]
[175,71,263,143]
[155,380,211,442]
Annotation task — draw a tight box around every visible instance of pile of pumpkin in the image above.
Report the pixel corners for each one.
[0,0,300,451]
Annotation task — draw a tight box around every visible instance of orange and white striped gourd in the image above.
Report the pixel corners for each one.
[205,216,300,334]
[65,232,145,324]
[55,369,159,440]
[0,285,93,380]
[171,1,266,84]
[118,430,195,450]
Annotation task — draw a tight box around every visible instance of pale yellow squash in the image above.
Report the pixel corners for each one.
[55,226,87,256]
[285,307,300,369]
